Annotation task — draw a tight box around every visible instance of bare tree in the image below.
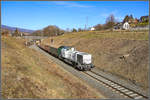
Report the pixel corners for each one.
[31,30,43,36]
[78,28,83,32]
[43,25,60,36]
[94,24,103,31]
[105,14,116,29]
[13,28,20,36]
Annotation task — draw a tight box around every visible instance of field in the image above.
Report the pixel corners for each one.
[42,30,149,91]
[1,36,105,99]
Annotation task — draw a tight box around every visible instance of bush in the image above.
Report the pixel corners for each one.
[72,28,77,32]
[1,29,11,36]
[136,22,149,27]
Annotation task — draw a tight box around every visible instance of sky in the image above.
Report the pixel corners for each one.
[1,1,149,30]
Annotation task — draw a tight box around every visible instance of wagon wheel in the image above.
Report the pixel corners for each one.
[78,65,83,71]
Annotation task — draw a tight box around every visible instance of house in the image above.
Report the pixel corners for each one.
[90,27,95,31]
[133,18,139,24]
[114,22,130,30]
[114,22,123,29]
[140,16,149,22]
[123,22,130,30]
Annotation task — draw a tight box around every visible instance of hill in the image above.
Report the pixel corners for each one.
[1,25,35,33]
[42,30,149,91]
[1,36,104,98]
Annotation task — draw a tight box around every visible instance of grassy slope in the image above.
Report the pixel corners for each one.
[1,36,105,99]
[42,30,149,90]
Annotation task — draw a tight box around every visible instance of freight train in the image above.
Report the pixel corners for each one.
[38,45,94,71]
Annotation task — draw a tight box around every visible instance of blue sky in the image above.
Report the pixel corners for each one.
[1,1,149,30]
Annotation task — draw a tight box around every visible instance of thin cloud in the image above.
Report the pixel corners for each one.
[52,1,95,8]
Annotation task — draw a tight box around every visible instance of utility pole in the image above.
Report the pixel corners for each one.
[85,16,88,30]
[85,16,88,31]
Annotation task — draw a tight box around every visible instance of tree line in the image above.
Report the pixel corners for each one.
[94,14,149,31]
[94,14,117,31]
[1,28,22,37]
[31,25,65,36]
[2,14,148,37]
[31,13,149,37]
[70,14,118,31]
[31,25,88,36]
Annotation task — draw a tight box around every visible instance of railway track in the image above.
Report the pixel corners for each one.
[83,70,148,99]
[35,45,148,99]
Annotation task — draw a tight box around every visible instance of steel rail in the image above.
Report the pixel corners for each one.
[37,45,148,99]
[83,71,148,99]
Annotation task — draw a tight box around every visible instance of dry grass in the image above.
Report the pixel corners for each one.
[42,30,149,91]
[1,36,105,99]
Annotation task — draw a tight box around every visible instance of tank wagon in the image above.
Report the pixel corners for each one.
[38,45,94,71]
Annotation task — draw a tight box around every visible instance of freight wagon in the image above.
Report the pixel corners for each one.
[38,45,94,71]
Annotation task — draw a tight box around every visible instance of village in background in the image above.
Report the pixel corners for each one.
[1,14,149,37]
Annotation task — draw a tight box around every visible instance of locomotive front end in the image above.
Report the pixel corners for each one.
[76,52,94,71]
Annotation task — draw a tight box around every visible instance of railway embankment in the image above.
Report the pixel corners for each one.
[31,44,148,99]
[1,36,104,99]
[42,30,149,91]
